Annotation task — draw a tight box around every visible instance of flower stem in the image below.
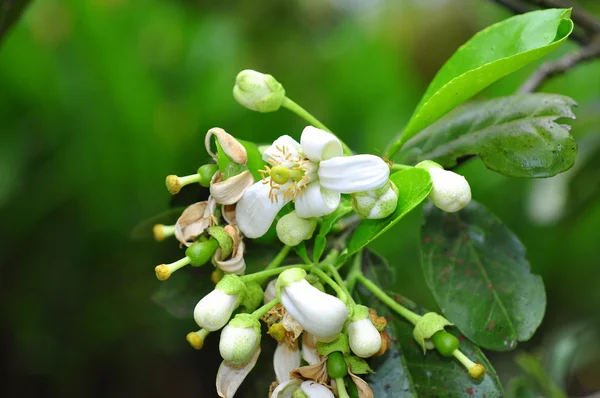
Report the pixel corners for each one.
[356,274,421,325]
[281,96,352,155]
[345,252,363,293]
[252,298,280,319]
[310,266,349,304]
[323,264,355,306]
[264,245,292,270]
[390,163,414,172]
[240,264,309,284]
[335,377,350,398]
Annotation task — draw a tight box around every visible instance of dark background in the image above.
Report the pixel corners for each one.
[1,0,600,396]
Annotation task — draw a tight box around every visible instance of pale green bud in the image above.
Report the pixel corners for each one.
[219,314,261,364]
[416,160,471,213]
[233,69,285,113]
[351,180,399,219]
[276,211,317,246]
[412,312,453,354]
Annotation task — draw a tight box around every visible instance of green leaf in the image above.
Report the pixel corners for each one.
[0,0,31,45]
[314,198,352,262]
[389,8,573,153]
[421,201,546,351]
[358,250,504,397]
[401,94,577,178]
[345,168,431,258]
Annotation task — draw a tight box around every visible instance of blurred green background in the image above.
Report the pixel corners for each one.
[1,0,600,396]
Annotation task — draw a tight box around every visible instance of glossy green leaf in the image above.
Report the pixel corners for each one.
[421,201,546,351]
[345,168,431,258]
[314,198,352,262]
[401,94,577,178]
[357,250,503,397]
[389,8,573,153]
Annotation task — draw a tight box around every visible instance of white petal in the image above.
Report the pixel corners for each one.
[295,183,340,218]
[236,180,291,238]
[263,135,302,166]
[319,155,390,193]
[428,168,471,212]
[274,343,301,383]
[300,381,335,398]
[264,279,277,304]
[194,290,237,331]
[216,347,261,398]
[348,319,382,358]
[300,126,342,161]
[301,333,321,365]
[270,380,301,398]
[281,280,348,342]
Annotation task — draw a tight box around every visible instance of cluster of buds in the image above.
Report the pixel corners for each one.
[146,69,480,398]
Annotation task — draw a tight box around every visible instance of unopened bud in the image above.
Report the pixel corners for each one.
[276,211,317,246]
[219,314,261,364]
[352,181,399,219]
[417,160,471,213]
[233,69,285,113]
[347,305,382,358]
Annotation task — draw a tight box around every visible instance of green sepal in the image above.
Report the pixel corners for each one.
[239,282,264,313]
[216,274,247,304]
[412,312,453,354]
[318,333,350,357]
[344,355,374,375]
[207,225,233,260]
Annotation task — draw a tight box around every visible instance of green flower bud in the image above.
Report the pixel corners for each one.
[276,211,317,246]
[351,181,399,219]
[327,351,348,379]
[412,312,454,354]
[233,69,285,113]
[185,238,219,266]
[198,164,219,187]
[219,314,261,364]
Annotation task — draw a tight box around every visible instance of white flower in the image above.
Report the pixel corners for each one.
[193,275,245,331]
[236,126,390,238]
[219,314,262,365]
[418,160,471,213]
[276,268,348,343]
[347,305,382,358]
[270,380,334,398]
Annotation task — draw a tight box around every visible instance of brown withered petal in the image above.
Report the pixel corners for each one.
[373,330,391,357]
[174,198,217,247]
[214,239,246,275]
[210,170,254,205]
[205,127,248,165]
[223,225,241,257]
[349,371,374,398]
[222,204,237,226]
[290,359,329,385]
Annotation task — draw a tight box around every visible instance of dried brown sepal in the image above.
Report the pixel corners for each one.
[174,199,217,247]
[290,359,329,385]
[349,370,375,398]
[368,308,388,331]
[373,330,391,357]
[205,127,248,165]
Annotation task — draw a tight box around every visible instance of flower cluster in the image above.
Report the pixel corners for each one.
[147,69,481,397]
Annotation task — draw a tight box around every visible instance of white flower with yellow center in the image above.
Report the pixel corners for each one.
[236,126,390,238]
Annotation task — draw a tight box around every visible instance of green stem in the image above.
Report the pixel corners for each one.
[390,163,414,172]
[324,264,355,305]
[345,252,363,293]
[252,298,280,319]
[281,96,352,155]
[335,377,350,398]
[240,264,309,284]
[356,274,421,325]
[264,245,292,270]
[310,266,349,303]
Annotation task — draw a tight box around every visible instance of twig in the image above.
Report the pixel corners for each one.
[519,35,600,93]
